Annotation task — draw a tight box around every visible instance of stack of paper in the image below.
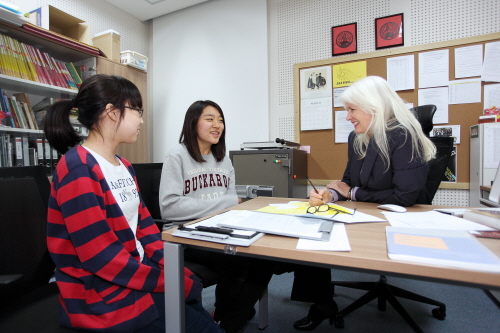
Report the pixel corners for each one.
[386,227,500,272]
[256,201,386,223]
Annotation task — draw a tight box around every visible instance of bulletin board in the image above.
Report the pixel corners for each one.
[294,32,500,189]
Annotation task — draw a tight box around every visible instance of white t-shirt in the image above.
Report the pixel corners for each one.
[83,146,145,261]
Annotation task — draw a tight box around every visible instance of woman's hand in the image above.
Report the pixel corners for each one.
[309,188,332,206]
[327,180,351,198]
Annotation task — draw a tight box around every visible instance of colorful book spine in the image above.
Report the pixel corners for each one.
[0,89,13,127]
[55,59,78,90]
[1,90,17,128]
[9,96,26,128]
[20,42,38,82]
[26,44,47,84]
[34,47,54,85]
[65,62,83,85]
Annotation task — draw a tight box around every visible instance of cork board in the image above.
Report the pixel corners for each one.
[294,32,500,189]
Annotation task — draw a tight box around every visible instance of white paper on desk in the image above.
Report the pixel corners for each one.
[218,210,328,241]
[329,210,386,223]
[383,211,494,231]
[188,211,257,237]
[296,223,351,251]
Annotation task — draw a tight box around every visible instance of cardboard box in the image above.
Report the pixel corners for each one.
[93,30,121,62]
[27,5,90,44]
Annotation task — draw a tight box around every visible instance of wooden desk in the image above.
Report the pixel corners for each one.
[162,197,500,333]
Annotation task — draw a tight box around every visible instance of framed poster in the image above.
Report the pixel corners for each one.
[375,13,404,49]
[332,22,357,56]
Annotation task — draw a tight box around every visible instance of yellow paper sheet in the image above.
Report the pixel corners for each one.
[333,61,367,87]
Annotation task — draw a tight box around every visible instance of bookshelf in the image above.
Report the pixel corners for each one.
[0,17,149,170]
[0,18,92,171]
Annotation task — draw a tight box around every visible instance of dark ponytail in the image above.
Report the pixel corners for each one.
[43,74,142,154]
[43,100,81,155]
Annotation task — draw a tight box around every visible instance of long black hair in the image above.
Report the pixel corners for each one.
[179,100,226,163]
[44,74,142,154]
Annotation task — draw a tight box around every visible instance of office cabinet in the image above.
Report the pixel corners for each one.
[229,148,307,198]
[470,123,500,206]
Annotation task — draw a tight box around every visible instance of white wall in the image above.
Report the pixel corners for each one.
[151,0,269,162]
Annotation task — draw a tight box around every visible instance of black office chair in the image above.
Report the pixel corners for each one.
[412,104,454,203]
[424,136,454,204]
[412,104,437,137]
[331,105,453,333]
[0,166,81,333]
[131,162,168,231]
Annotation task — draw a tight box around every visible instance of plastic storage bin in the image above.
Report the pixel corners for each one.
[120,50,148,71]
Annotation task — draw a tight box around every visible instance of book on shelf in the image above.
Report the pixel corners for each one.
[43,137,51,174]
[21,135,29,165]
[56,60,78,90]
[0,132,12,167]
[25,43,48,84]
[65,62,83,85]
[25,7,41,27]
[0,30,83,88]
[0,92,12,128]
[13,92,38,130]
[28,147,37,166]
[386,226,500,272]
[1,91,17,128]
[20,101,36,129]
[36,137,43,167]
[463,208,500,230]
[9,96,26,129]
[13,136,23,166]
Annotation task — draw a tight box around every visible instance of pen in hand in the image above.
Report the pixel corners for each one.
[307,177,319,194]
[307,177,325,203]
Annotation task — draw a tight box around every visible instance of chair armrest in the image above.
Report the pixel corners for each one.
[0,274,22,288]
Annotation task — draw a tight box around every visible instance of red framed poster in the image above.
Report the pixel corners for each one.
[375,13,404,49]
[332,22,357,56]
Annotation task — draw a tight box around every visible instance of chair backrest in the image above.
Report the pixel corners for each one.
[425,137,454,203]
[131,163,163,220]
[410,105,454,204]
[0,166,54,306]
[411,104,437,137]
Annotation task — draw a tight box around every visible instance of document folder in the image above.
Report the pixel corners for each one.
[172,211,264,247]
